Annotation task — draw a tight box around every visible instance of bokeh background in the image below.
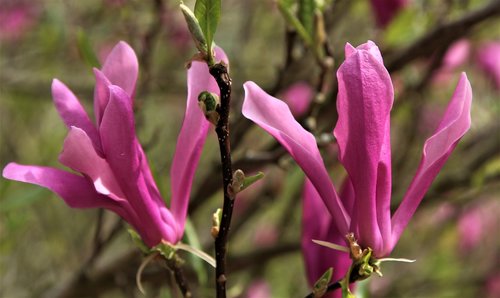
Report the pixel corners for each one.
[1,0,499,297]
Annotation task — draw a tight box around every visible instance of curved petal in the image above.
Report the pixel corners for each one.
[302,179,351,297]
[59,126,125,201]
[51,79,102,152]
[93,68,112,127]
[334,42,393,254]
[3,163,112,209]
[100,85,177,246]
[390,73,472,253]
[101,41,138,98]
[242,81,349,234]
[170,47,229,238]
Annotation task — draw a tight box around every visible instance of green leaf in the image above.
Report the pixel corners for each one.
[298,0,316,36]
[180,3,208,54]
[313,267,333,297]
[194,0,221,65]
[278,0,313,46]
[76,28,100,68]
[127,229,151,254]
[240,171,265,192]
[183,218,208,285]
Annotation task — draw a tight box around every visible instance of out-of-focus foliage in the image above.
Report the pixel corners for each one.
[1,0,499,297]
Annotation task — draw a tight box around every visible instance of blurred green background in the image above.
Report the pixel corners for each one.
[1,0,499,297]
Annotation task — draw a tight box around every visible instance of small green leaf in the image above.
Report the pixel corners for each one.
[180,3,208,54]
[194,0,221,65]
[313,267,333,297]
[240,171,265,192]
[76,29,100,68]
[127,229,151,254]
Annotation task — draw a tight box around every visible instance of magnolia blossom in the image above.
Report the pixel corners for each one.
[3,41,228,248]
[242,41,471,288]
[369,0,408,27]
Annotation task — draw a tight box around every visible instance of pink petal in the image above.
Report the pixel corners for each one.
[334,42,393,254]
[391,73,472,251]
[99,85,177,246]
[59,126,125,201]
[169,47,229,237]
[2,163,114,209]
[93,68,112,127]
[242,81,349,234]
[51,79,102,152]
[302,179,351,297]
[101,41,138,98]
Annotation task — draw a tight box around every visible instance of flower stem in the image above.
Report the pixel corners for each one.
[165,255,192,298]
[209,62,234,298]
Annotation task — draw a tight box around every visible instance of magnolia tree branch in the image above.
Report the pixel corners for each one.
[209,62,235,298]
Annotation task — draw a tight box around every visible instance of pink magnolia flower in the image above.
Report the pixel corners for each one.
[242,41,471,287]
[476,41,500,90]
[2,41,228,248]
[369,0,408,28]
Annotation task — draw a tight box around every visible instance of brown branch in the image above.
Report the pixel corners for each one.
[209,62,235,298]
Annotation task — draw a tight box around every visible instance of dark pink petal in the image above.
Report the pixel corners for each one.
[391,73,472,252]
[51,79,102,152]
[242,81,350,234]
[99,85,177,246]
[2,163,113,209]
[101,41,138,97]
[302,179,351,297]
[59,126,125,202]
[334,42,393,254]
[93,68,112,127]
[169,47,229,237]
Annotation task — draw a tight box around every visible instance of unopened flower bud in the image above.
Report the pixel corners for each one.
[198,91,220,125]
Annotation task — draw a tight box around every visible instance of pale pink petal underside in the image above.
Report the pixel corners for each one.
[391,73,472,251]
[242,81,349,234]
[169,47,229,238]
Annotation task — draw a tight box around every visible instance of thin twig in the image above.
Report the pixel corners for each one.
[209,62,235,298]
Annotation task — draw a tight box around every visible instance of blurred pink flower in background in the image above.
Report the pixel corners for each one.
[279,82,314,118]
[485,272,500,298]
[476,41,500,90]
[433,39,471,84]
[253,222,279,247]
[458,200,500,254]
[369,0,408,27]
[0,1,39,41]
[246,279,271,298]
